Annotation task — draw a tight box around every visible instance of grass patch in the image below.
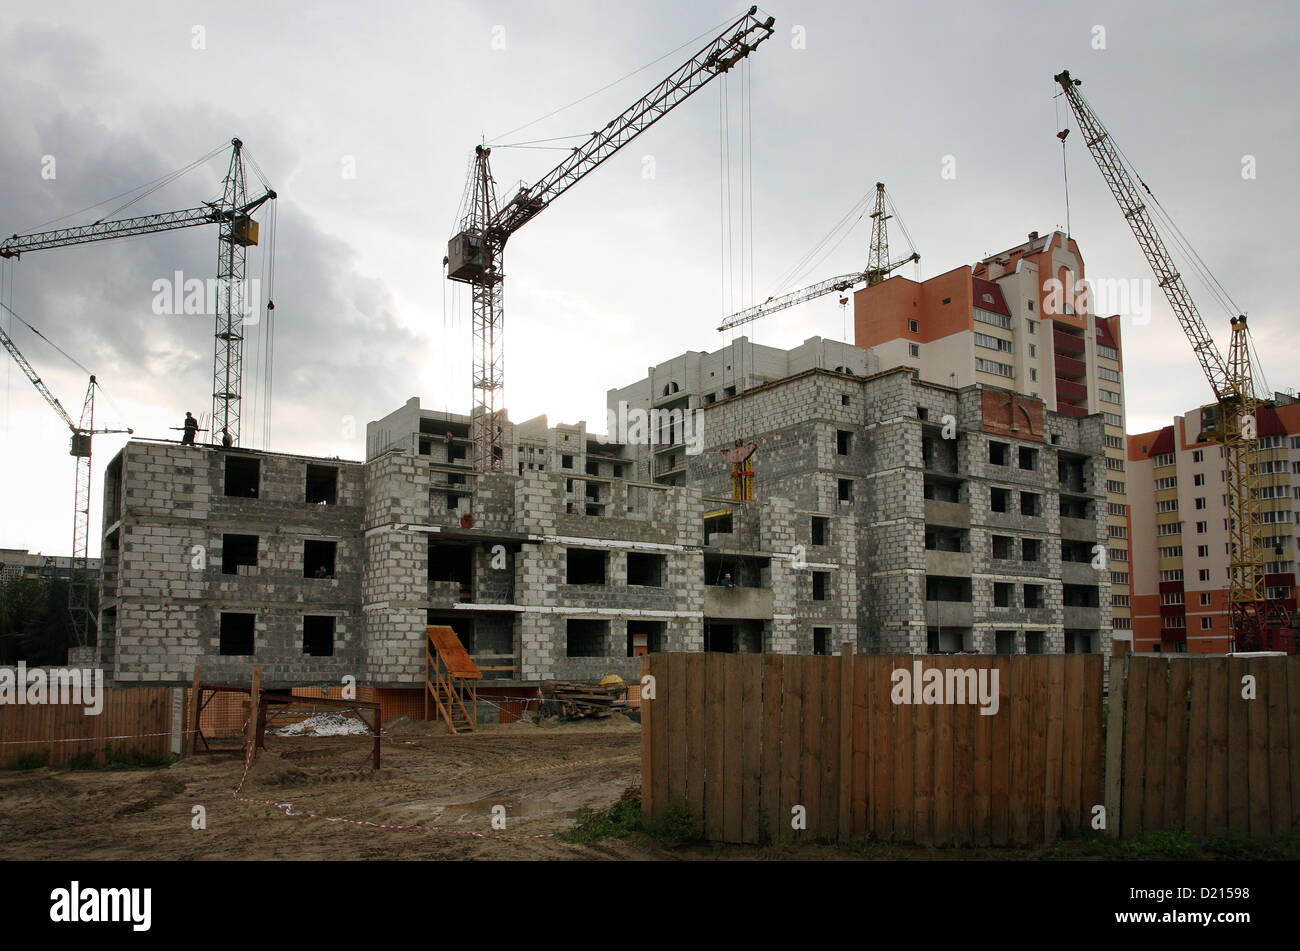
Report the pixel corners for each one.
[8,751,49,770]
[564,787,703,845]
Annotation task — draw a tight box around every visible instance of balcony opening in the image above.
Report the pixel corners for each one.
[994,582,1014,608]
[566,548,607,585]
[626,620,667,657]
[1018,447,1038,471]
[222,533,258,575]
[992,535,1014,560]
[990,488,1010,513]
[566,619,609,657]
[995,630,1015,654]
[1022,538,1042,563]
[812,572,829,601]
[219,612,255,656]
[811,516,829,546]
[813,627,833,655]
[224,455,260,498]
[305,464,338,504]
[836,430,852,455]
[1020,492,1042,517]
[1024,584,1045,609]
[1025,631,1045,654]
[428,542,472,586]
[988,441,1009,466]
[303,615,336,656]
[627,552,665,587]
[925,575,971,602]
[304,540,337,579]
[838,479,853,502]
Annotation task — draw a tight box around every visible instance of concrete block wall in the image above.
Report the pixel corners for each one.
[105,441,365,686]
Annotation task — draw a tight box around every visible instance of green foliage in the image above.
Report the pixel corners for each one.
[563,787,703,845]
[9,751,49,770]
[0,574,99,665]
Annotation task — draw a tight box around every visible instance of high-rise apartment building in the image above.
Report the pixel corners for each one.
[853,230,1131,639]
[1127,395,1300,652]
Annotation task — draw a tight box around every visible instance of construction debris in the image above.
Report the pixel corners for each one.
[541,678,630,720]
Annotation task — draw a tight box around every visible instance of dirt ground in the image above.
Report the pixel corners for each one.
[0,714,1142,861]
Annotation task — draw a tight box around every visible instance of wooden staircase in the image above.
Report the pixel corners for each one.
[424,625,481,734]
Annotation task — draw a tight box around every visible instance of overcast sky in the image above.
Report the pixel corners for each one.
[1,0,1295,557]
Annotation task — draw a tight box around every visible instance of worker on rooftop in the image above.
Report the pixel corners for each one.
[221,429,233,447]
[180,412,198,446]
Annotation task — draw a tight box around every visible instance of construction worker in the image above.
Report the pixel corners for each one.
[221,429,233,447]
[180,412,198,446]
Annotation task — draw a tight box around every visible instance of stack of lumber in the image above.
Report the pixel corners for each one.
[541,680,628,719]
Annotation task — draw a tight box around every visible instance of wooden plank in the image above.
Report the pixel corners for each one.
[1120,656,1148,838]
[1102,655,1124,839]
[1225,655,1250,834]
[686,653,707,824]
[800,655,823,841]
[740,654,763,845]
[1061,655,1085,836]
[778,654,803,843]
[820,655,840,842]
[1080,655,1105,827]
[639,654,655,815]
[1266,658,1290,837]
[952,659,975,846]
[667,652,688,811]
[885,654,907,842]
[1026,654,1049,846]
[759,653,783,844]
[722,655,744,842]
[1008,656,1031,846]
[932,655,954,846]
[245,666,261,762]
[913,654,935,847]
[1290,657,1300,830]
[187,667,202,756]
[990,654,1012,846]
[704,652,727,840]
[1164,659,1190,832]
[838,643,854,843]
[1141,658,1168,833]
[1043,654,1066,845]
[651,653,671,820]
[851,654,869,838]
[1245,657,1271,838]
[972,656,993,847]
[1184,660,1210,837]
[1205,657,1230,837]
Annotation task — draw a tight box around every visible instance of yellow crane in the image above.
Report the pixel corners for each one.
[1055,69,1289,652]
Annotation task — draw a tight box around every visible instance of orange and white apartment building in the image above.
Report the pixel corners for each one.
[1127,398,1300,652]
[854,230,1132,636]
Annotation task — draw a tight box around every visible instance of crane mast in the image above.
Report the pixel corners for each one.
[1,319,131,647]
[718,182,919,332]
[1054,69,1286,651]
[447,7,776,472]
[1,139,275,447]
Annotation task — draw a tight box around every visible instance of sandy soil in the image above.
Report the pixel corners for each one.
[0,715,675,861]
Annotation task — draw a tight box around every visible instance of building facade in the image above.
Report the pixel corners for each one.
[852,230,1131,640]
[1127,394,1300,652]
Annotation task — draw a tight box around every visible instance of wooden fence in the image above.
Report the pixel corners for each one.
[640,650,1105,846]
[0,685,174,767]
[1110,654,1300,838]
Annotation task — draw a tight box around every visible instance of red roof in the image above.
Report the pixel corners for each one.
[1095,319,1118,350]
[1141,426,1175,458]
[972,277,1011,316]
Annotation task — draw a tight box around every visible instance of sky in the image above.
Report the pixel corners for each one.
[0,0,1295,557]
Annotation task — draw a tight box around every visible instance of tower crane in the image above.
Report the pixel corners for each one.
[718,182,919,332]
[1,139,275,448]
[446,7,776,472]
[1054,69,1289,652]
[1,313,132,647]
